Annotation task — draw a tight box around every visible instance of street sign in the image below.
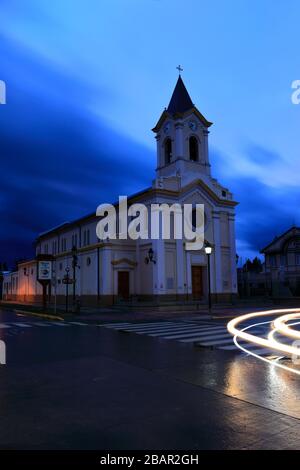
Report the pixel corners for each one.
[37,260,52,281]
[36,254,54,311]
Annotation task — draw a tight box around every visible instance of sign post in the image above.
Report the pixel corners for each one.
[62,267,74,313]
[36,255,54,311]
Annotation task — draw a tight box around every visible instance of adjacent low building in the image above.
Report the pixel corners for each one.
[261,226,300,296]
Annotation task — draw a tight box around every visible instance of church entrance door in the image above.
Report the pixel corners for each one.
[118,271,130,300]
[192,266,203,299]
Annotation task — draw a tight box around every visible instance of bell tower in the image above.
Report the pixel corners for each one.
[152,71,213,186]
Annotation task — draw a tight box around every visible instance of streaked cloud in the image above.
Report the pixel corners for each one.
[1,0,300,266]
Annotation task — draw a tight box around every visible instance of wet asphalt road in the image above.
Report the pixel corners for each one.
[1,307,300,450]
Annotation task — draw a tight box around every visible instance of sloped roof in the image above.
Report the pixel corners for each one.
[167,76,194,114]
[260,226,300,253]
[152,76,213,132]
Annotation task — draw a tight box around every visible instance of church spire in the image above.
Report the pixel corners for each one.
[152,73,213,133]
[167,75,194,114]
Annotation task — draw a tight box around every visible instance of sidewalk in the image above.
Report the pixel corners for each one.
[0,299,276,323]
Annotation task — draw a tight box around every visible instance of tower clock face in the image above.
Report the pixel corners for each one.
[188,120,197,131]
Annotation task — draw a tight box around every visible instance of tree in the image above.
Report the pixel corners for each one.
[0,262,8,272]
[252,257,263,273]
[243,257,263,273]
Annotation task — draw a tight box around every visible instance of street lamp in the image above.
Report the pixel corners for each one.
[71,245,78,305]
[145,247,156,264]
[205,244,212,312]
[65,267,70,313]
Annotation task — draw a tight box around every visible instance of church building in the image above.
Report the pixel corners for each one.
[3,75,238,306]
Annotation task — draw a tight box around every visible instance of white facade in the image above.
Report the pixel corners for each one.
[3,76,238,306]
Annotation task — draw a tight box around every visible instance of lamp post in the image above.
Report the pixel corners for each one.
[205,244,212,312]
[65,267,70,313]
[71,245,78,305]
[52,265,60,316]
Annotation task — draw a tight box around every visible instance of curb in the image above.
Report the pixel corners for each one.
[14,309,65,321]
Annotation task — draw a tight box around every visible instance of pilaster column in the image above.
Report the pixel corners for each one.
[135,239,141,295]
[176,238,184,296]
[228,214,238,293]
[155,134,161,168]
[101,246,112,295]
[76,254,81,295]
[175,121,184,160]
[212,211,222,294]
[186,251,192,295]
[203,129,210,174]
[152,238,165,296]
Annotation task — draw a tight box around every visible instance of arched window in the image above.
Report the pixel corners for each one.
[164,138,172,165]
[189,136,199,162]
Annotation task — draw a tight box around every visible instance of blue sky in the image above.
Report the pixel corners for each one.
[0,0,300,266]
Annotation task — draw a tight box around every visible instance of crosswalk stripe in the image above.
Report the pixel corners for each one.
[273,336,292,344]
[150,328,227,339]
[103,321,227,330]
[219,343,276,356]
[128,322,175,326]
[120,324,226,334]
[221,343,243,350]
[182,323,227,330]
[112,322,176,330]
[198,329,262,342]
[117,325,184,333]
[180,325,228,332]
[99,319,281,357]
[194,332,231,340]
[220,342,258,351]
[133,326,226,335]
[197,337,235,346]
[181,333,232,343]
[219,332,267,350]
[181,323,228,330]
[104,322,175,331]
[0,321,92,330]
[243,348,278,356]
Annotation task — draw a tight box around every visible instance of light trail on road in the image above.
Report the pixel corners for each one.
[227,308,300,376]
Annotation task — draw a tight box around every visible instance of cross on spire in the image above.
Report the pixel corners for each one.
[176,65,183,75]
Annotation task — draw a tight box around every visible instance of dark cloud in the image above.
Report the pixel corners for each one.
[1,35,299,268]
[0,37,154,267]
[244,143,282,165]
[211,149,300,257]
